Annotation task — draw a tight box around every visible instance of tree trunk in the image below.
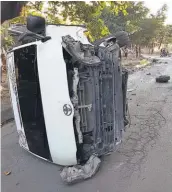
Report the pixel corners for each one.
[136,45,138,58]
[138,46,141,57]
[151,43,154,54]
[158,37,164,50]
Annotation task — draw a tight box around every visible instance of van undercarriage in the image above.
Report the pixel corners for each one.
[62,35,128,162]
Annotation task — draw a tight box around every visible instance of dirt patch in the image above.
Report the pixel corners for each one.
[122,57,150,74]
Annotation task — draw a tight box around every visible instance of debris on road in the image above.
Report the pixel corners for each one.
[127,88,136,92]
[156,75,170,83]
[3,171,11,176]
[146,73,151,75]
[152,59,159,63]
[60,155,101,184]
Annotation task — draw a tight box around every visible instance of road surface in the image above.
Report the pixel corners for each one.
[1,58,172,192]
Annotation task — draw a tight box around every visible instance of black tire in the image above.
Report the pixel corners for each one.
[156,75,170,83]
[114,31,131,48]
[93,31,130,48]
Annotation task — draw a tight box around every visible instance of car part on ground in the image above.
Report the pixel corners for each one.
[152,59,159,63]
[60,155,101,184]
[156,75,170,83]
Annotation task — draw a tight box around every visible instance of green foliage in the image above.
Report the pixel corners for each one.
[1,21,14,50]
[131,17,162,46]
[157,24,172,47]
[48,1,130,41]
[1,1,171,50]
[129,3,169,48]
[101,2,170,49]
[102,2,149,34]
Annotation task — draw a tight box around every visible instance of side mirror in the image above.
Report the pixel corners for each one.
[26,15,45,35]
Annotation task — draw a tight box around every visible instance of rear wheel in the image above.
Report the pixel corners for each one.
[93,31,130,48]
[115,31,130,48]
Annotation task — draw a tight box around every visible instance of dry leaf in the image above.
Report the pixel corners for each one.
[4,171,11,176]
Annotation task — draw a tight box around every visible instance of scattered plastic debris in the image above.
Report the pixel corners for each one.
[152,59,159,63]
[127,88,135,92]
[60,155,101,184]
[3,171,11,176]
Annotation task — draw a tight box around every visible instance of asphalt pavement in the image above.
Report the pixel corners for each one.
[1,57,172,192]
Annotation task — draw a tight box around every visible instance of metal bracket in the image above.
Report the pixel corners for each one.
[78,104,92,111]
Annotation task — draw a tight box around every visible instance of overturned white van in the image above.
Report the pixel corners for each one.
[7,15,129,166]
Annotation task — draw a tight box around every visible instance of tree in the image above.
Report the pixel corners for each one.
[101,2,149,34]
[129,4,168,54]
[1,1,130,73]
[1,1,130,42]
[1,1,170,51]
[156,24,172,49]
[48,1,130,41]
[1,21,14,51]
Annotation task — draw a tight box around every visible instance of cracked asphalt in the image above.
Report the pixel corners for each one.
[1,57,172,192]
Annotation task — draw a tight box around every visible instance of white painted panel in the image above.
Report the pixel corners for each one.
[36,26,79,166]
[7,52,29,150]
